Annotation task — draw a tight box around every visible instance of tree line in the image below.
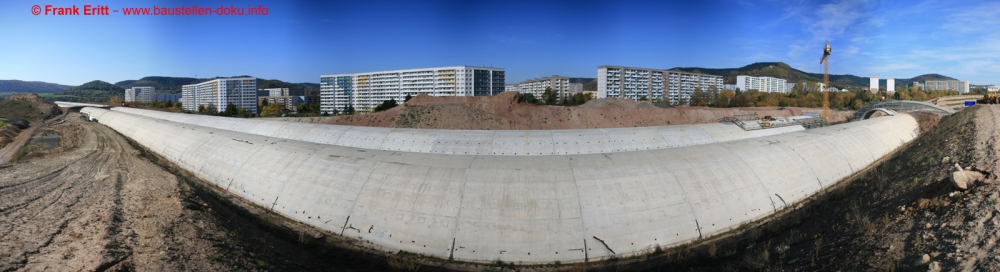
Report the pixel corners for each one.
[684,84,959,110]
[520,87,593,106]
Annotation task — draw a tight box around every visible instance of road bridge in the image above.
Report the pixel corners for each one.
[54,101,111,109]
[853,100,955,120]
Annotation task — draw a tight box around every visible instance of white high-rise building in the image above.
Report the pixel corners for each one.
[124,86,155,103]
[886,78,895,96]
[504,84,518,93]
[925,80,970,93]
[735,76,789,93]
[597,65,722,104]
[869,77,879,94]
[514,75,570,98]
[320,66,505,114]
[181,77,258,114]
[568,82,583,93]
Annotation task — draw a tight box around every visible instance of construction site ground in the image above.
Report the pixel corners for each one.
[3,103,1000,271]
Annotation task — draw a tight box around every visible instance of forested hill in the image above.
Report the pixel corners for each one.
[669,62,956,88]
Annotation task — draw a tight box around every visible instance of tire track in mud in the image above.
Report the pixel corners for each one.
[954,105,1000,271]
[0,116,146,271]
[0,121,116,271]
[1,113,242,271]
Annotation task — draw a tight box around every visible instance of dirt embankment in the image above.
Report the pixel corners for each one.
[0,123,20,149]
[274,92,854,129]
[584,106,1000,271]
[0,93,61,122]
[0,113,452,271]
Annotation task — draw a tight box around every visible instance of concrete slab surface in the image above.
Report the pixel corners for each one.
[111,107,804,155]
[82,107,918,264]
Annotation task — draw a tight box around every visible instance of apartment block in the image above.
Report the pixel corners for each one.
[515,75,570,98]
[181,77,258,114]
[597,66,722,104]
[258,96,301,111]
[505,84,519,93]
[258,87,304,97]
[887,78,895,96]
[568,82,583,93]
[320,66,504,114]
[125,87,155,103]
[154,93,181,103]
[870,77,879,94]
[735,76,788,93]
[925,80,970,93]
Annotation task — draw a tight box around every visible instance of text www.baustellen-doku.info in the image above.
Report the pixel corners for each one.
[31,4,269,16]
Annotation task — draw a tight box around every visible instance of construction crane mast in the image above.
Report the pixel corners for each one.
[819,40,831,121]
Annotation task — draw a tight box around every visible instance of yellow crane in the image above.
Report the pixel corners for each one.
[819,40,831,121]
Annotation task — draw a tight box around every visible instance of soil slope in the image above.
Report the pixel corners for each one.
[593,106,1000,271]
[0,93,61,121]
[0,114,384,271]
[274,92,854,129]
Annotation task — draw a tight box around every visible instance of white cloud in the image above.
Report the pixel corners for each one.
[864,62,922,75]
[939,2,1000,33]
[808,0,868,40]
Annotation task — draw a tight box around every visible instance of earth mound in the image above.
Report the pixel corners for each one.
[580,97,657,109]
[0,93,62,121]
[284,92,854,130]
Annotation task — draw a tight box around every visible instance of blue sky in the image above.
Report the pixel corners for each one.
[0,0,997,86]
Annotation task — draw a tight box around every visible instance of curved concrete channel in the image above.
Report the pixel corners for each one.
[110,107,805,155]
[81,107,918,264]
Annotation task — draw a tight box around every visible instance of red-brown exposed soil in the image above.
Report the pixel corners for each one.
[275,92,854,129]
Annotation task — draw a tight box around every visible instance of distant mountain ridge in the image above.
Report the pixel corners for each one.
[0,80,73,93]
[669,62,957,89]
[42,76,319,102]
[114,76,319,95]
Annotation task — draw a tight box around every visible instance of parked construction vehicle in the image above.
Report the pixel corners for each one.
[978,90,998,104]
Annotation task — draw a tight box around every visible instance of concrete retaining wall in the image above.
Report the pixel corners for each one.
[111,107,804,155]
[82,107,918,263]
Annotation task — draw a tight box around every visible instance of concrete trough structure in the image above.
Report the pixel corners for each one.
[81,107,918,264]
[111,107,804,155]
[55,101,111,108]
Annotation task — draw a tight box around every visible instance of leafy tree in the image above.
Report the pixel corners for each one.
[224,103,239,117]
[197,104,206,113]
[260,103,285,117]
[716,89,735,107]
[404,94,413,102]
[261,99,270,107]
[342,104,355,115]
[373,98,398,112]
[542,87,557,105]
[638,96,649,102]
[793,81,805,94]
[521,93,539,104]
